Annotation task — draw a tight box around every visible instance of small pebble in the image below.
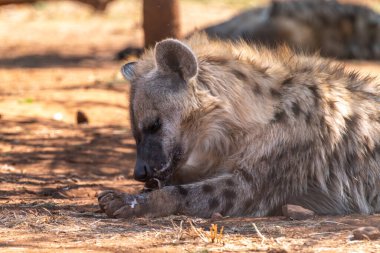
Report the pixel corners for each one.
[210,212,223,221]
[53,112,63,121]
[268,249,288,253]
[282,204,314,220]
[76,110,89,125]
[352,226,380,240]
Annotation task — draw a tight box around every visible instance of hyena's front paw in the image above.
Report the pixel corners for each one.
[98,190,147,218]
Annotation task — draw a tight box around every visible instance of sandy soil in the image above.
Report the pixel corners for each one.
[0,0,380,252]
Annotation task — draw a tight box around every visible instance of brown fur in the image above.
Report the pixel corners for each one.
[98,34,380,218]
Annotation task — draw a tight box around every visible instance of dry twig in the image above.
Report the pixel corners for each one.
[252,223,267,244]
[188,219,208,243]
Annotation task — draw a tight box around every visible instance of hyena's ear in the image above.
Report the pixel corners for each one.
[121,62,137,81]
[155,39,198,81]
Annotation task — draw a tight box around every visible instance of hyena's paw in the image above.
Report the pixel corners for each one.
[98,190,147,218]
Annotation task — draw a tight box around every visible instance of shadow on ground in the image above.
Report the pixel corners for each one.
[0,52,112,69]
[0,117,139,201]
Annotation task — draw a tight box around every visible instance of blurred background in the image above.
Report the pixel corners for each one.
[1,0,380,126]
[0,0,271,125]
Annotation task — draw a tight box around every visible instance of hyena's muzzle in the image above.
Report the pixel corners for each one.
[134,134,167,182]
[134,140,183,190]
[134,137,182,183]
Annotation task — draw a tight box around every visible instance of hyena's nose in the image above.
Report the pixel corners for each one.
[134,159,152,182]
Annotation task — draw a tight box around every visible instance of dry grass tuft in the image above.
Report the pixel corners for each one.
[209,224,224,243]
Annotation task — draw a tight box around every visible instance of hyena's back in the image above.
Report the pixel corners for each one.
[218,48,380,215]
[99,35,380,219]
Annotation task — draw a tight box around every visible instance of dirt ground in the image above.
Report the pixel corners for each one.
[1,0,380,252]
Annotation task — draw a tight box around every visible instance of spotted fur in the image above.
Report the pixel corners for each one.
[98,34,380,218]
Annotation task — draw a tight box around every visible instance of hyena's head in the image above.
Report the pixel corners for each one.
[121,39,198,184]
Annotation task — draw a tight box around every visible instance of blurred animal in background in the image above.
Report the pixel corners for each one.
[203,0,380,60]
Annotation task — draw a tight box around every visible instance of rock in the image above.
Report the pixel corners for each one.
[352,226,380,240]
[282,204,314,220]
[53,112,63,121]
[210,212,223,221]
[76,110,89,125]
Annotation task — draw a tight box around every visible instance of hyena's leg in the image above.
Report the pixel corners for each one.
[98,170,268,218]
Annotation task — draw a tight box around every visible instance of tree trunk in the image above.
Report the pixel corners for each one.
[143,0,181,48]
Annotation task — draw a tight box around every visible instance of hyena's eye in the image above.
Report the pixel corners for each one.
[144,118,161,134]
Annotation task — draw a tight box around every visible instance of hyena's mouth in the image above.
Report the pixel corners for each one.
[143,178,162,192]
[143,146,183,191]
[140,161,174,192]
[142,166,172,192]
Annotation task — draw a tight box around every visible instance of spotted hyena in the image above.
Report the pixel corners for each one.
[98,34,380,218]
[203,0,380,60]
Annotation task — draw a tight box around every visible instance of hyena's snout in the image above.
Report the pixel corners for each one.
[134,138,171,182]
[134,158,154,182]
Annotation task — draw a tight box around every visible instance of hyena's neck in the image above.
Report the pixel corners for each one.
[179,54,291,178]
[195,56,286,124]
